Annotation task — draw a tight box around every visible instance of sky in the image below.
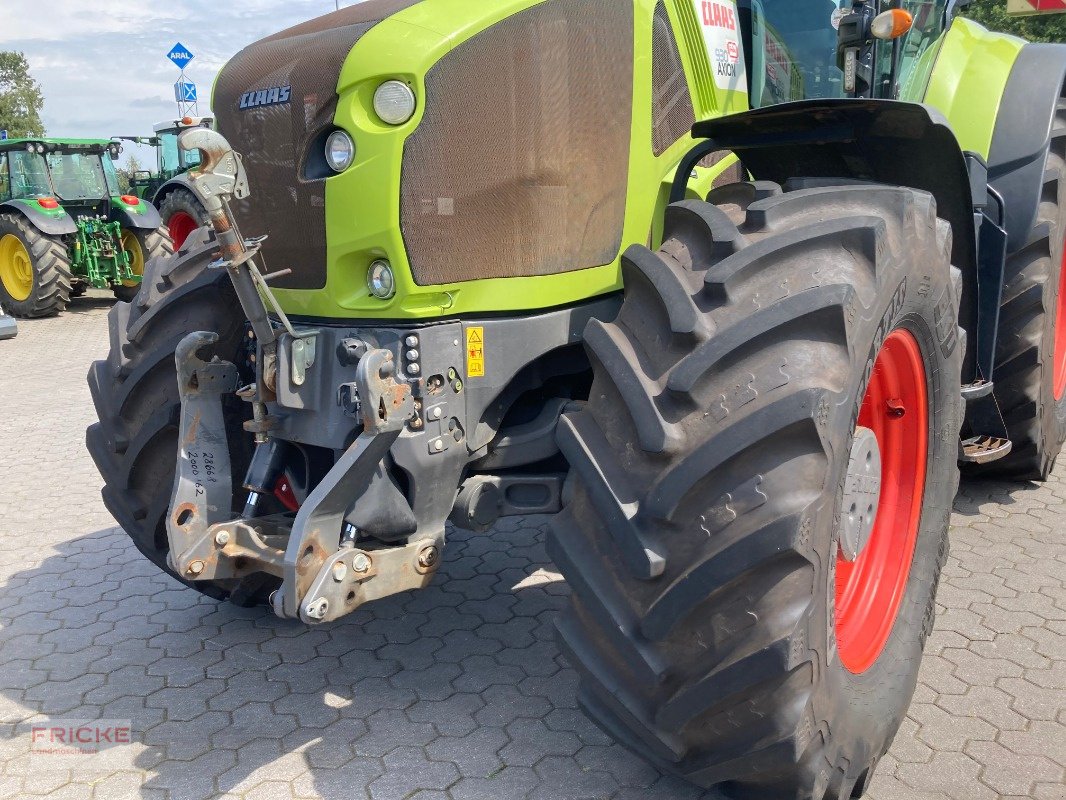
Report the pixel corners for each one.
[1,0,356,166]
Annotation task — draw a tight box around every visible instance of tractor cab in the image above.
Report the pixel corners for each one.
[118,116,212,200]
[742,0,951,105]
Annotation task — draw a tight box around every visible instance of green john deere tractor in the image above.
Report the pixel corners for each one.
[0,138,171,316]
[87,1,1066,797]
[115,116,213,249]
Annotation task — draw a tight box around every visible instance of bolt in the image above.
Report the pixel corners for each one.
[408,363,421,375]
[405,335,419,348]
[214,530,231,546]
[434,439,444,452]
[418,546,439,569]
[453,380,463,393]
[448,368,457,381]
[331,561,347,582]
[187,560,205,576]
[353,553,371,573]
[453,339,459,347]
[431,407,442,420]
[305,599,329,620]
[406,349,419,361]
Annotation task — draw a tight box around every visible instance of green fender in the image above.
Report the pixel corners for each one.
[0,199,76,236]
[920,17,1025,160]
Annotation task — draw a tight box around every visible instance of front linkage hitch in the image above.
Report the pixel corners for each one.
[166,129,441,623]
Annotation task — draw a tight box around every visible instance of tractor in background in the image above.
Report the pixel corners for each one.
[115,116,212,248]
[87,1,1066,797]
[0,138,170,317]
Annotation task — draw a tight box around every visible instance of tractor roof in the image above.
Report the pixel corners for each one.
[153,116,213,134]
[0,138,111,152]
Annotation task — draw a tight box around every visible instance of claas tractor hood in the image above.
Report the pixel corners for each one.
[210,0,673,318]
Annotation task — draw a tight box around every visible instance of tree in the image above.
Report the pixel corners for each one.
[116,154,144,194]
[963,0,1066,43]
[0,51,45,138]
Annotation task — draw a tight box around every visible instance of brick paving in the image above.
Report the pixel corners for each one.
[0,292,1063,800]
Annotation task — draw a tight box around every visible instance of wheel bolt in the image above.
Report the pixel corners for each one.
[418,546,439,569]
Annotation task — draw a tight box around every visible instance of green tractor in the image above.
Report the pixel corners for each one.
[86,1,1066,797]
[115,116,213,249]
[0,138,171,316]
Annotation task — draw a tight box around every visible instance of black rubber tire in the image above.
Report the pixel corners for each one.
[550,183,964,799]
[0,212,73,318]
[86,230,272,606]
[158,188,209,249]
[975,97,1066,480]
[113,226,173,303]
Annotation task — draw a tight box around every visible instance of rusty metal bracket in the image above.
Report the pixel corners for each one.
[166,332,241,580]
[275,347,415,619]
[288,538,442,624]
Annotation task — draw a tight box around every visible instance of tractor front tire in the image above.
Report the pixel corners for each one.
[550,183,963,798]
[0,213,73,318]
[113,226,172,303]
[87,230,272,606]
[159,188,210,251]
[976,95,1066,480]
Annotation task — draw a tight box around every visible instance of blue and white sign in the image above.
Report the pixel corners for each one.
[175,81,198,102]
[167,43,195,68]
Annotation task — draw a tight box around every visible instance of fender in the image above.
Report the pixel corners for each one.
[150,172,197,209]
[0,199,77,236]
[109,197,162,231]
[922,17,1025,160]
[684,99,980,381]
[987,44,1066,252]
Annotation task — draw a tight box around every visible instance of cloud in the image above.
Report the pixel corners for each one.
[0,1,353,161]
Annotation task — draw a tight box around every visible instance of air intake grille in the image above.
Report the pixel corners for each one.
[213,0,423,290]
[652,1,696,156]
[399,0,634,286]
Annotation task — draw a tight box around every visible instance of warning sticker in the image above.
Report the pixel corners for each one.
[692,0,749,93]
[466,327,485,378]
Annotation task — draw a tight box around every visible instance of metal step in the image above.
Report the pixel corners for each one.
[961,381,994,401]
[959,435,1013,464]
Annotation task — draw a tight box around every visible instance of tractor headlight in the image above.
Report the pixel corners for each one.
[36,143,45,153]
[367,260,396,300]
[373,80,416,125]
[324,130,355,173]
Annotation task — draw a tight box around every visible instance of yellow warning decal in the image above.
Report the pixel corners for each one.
[466,326,485,378]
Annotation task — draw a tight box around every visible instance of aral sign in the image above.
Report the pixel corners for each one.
[1007,0,1066,15]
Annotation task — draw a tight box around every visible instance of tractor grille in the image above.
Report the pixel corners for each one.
[652,1,695,156]
[214,0,423,290]
[399,0,634,286]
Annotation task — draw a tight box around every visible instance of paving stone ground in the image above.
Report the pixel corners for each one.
[0,292,1063,800]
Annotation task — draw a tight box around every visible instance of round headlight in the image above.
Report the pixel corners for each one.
[367,260,396,300]
[373,80,416,125]
[36,143,45,154]
[324,130,355,173]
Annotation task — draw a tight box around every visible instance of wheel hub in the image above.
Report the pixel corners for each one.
[0,234,33,302]
[840,426,882,562]
[835,329,929,674]
[1054,239,1066,401]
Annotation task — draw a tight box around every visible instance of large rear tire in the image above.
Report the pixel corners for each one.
[113,226,173,303]
[86,230,272,606]
[158,188,209,252]
[0,213,72,318]
[550,183,963,798]
[975,96,1066,480]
